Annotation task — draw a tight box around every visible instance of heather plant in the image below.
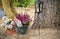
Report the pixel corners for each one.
[16,13,31,25]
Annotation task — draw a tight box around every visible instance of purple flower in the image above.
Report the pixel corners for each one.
[16,14,22,21]
[22,14,29,22]
[16,13,31,24]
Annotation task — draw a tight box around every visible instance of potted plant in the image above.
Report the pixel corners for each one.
[16,13,31,34]
[1,16,16,34]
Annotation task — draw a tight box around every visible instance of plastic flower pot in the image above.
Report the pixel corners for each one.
[6,29,16,34]
[16,24,29,34]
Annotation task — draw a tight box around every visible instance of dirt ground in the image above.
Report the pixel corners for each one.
[0,28,60,39]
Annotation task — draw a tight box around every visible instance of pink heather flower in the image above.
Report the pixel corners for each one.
[16,13,31,24]
[21,14,30,23]
[16,14,22,21]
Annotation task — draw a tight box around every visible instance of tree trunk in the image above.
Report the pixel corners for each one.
[32,0,60,29]
[2,0,17,19]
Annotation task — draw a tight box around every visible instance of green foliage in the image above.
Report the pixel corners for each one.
[14,0,31,7]
[30,0,35,4]
[14,0,19,7]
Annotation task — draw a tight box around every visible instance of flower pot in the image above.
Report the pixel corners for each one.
[16,24,28,34]
[6,29,16,34]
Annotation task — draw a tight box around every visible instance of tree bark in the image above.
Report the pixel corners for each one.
[32,0,59,29]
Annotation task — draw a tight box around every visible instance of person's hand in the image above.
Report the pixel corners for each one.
[12,16,17,22]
